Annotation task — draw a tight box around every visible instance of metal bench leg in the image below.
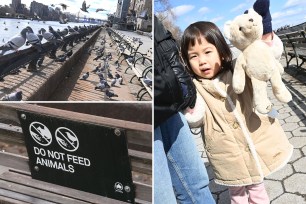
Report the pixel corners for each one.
[139,91,150,101]
[298,59,305,69]
[129,75,138,83]
[136,87,146,98]
[124,66,132,74]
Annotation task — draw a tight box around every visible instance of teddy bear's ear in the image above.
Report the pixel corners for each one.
[223,20,232,40]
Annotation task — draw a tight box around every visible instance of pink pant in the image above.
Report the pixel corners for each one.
[228,182,270,204]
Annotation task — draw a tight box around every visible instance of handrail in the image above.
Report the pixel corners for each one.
[0,26,100,79]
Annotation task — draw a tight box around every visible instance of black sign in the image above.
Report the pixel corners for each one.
[18,111,135,203]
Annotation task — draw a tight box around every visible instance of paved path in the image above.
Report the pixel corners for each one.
[192,54,306,203]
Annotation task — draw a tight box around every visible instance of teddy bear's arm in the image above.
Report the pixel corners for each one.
[232,54,246,94]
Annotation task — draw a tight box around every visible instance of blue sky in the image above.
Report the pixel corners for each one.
[158,0,306,32]
[0,0,115,20]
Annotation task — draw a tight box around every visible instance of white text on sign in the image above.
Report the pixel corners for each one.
[34,147,91,173]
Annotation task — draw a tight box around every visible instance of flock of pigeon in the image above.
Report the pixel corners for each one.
[78,31,152,101]
[79,35,126,100]
[0,24,149,101]
[0,24,97,56]
[0,23,99,101]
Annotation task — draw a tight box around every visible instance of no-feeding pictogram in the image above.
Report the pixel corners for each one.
[55,127,79,152]
[29,122,52,146]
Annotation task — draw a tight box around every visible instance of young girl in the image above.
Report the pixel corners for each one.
[180,21,293,204]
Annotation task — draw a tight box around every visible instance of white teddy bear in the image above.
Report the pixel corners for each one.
[224,9,292,114]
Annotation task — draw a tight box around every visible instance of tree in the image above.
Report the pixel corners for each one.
[155,0,183,41]
[154,0,171,13]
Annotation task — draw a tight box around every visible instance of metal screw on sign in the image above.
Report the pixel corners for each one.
[21,114,26,120]
[114,128,121,136]
[124,186,131,192]
[34,166,39,171]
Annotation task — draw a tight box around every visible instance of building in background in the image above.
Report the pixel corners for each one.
[135,0,152,32]
[112,0,152,32]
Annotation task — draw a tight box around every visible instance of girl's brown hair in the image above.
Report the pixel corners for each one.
[180,21,233,79]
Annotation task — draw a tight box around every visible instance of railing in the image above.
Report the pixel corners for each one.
[0,26,101,80]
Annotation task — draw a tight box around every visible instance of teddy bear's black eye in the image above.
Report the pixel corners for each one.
[239,27,242,31]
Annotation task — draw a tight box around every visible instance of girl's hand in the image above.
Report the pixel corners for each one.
[183,93,206,128]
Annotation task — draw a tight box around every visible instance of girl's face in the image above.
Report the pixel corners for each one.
[187,36,222,79]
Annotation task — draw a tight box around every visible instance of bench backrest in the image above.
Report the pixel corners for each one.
[0,103,152,203]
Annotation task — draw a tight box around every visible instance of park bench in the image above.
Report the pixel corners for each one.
[124,54,152,101]
[108,30,152,101]
[0,103,152,204]
[109,30,142,57]
[277,30,306,72]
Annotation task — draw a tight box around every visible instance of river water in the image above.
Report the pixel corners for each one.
[0,18,96,54]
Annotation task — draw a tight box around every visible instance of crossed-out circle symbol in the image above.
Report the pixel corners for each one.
[29,122,52,146]
[114,182,123,192]
[55,127,79,152]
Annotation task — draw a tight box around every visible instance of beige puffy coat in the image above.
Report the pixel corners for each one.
[191,70,293,186]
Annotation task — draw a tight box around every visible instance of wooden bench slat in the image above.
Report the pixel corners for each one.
[0,171,126,204]
[134,182,152,203]
[0,152,30,173]
[0,181,84,204]
[0,194,30,204]
[0,104,151,133]
[0,188,55,204]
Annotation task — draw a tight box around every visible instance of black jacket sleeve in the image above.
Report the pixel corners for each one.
[154,16,196,127]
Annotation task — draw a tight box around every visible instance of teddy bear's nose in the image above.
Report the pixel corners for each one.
[249,18,253,22]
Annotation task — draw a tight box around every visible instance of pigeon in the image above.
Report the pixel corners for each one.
[59,3,68,10]
[92,67,100,73]
[143,78,152,87]
[108,72,113,79]
[80,72,89,80]
[37,56,45,67]
[39,28,62,45]
[92,64,101,73]
[115,72,121,79]
[105,89,118,99]
[65,50,73,57]
[25,26,43,52]
[1,91,23,101]
[106,52,112,60]
[104,81,111,88]
[67,26,79,35]
[127,57,134,64]
[55,55,67,62]
[111,78,116,86]
[118,77,123,85]
[49,26,62,39]
[93,52,104,61]
[119,46,125,53]
[0,28,27,55]
[73,26,79,34]
[57,28,68,37]
[80,0,90,12]
[95,83,106,90]
[97,72,104,79]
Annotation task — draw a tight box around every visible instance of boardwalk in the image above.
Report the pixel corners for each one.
[193,54,306,203]
[50,29,152,101]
